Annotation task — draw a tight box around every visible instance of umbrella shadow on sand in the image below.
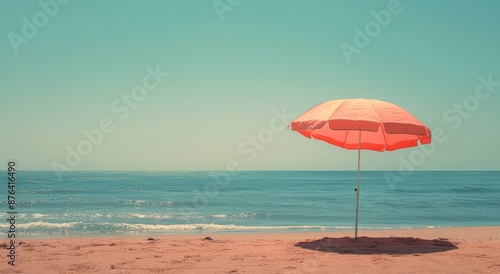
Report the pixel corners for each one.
[295,237,458,255]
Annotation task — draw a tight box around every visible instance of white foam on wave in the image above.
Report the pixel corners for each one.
[134,200,146,206]
[0,221,80,229]
[206,213,256,219]
[115,223,339,231]
[119,213,173,220]
[234,213,257,218]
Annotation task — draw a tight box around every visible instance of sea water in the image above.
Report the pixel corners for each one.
[1,171,499,238]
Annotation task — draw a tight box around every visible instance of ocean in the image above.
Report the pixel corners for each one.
[2,171,499,238]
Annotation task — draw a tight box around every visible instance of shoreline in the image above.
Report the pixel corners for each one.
[4,226,499,273]
[9,224,500,240]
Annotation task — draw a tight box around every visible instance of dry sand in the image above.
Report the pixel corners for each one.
[2,226,499,273]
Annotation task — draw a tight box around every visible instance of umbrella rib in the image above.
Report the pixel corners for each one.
[343,130,349,148]
[380,124,389,151]
[330,99,352,149]
[367,99,382,121]
[329,99,351,121]
[367,99,388,150]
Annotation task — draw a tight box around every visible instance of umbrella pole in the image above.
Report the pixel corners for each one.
[355,130,361,240]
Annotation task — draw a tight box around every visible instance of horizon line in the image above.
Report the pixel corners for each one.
[13,169,500,172]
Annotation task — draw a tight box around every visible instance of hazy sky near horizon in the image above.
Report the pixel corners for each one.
[1,0,500,171]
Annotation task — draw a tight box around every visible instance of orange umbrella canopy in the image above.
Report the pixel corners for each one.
[290,98,431,151]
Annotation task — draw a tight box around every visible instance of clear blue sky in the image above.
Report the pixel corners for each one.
[1,0,499,171]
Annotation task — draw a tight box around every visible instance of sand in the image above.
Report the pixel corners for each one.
[2,226,499,273]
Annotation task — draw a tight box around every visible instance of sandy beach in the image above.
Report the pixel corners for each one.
[2,226,499,273]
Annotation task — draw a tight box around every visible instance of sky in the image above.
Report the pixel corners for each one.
[1,0,499,171]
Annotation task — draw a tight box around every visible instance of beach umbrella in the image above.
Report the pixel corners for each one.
[290,98,431,239]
